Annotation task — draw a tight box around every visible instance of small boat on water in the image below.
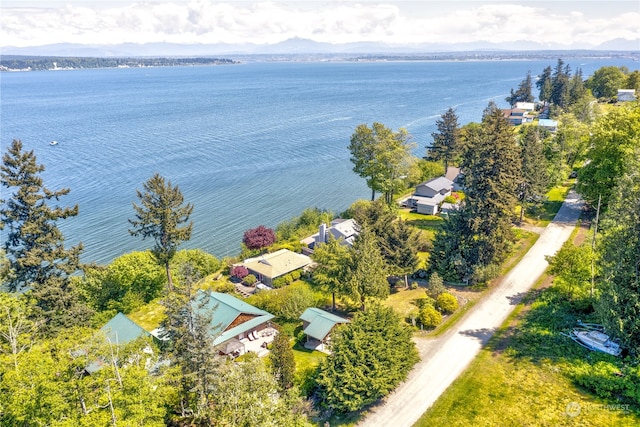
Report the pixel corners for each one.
[563,323,622,356]
[50,140,58,146]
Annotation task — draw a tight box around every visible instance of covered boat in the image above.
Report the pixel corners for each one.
[566,328,622,356]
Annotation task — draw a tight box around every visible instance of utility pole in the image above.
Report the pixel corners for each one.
[590,194,601,298]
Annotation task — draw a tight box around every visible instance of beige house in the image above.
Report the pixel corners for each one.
[241,249,312,286]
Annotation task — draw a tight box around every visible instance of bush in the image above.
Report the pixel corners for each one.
[411,282,419,290]
[436,292,459,314]
[415,296,435,309]
[470,263,500,286]
[272,277,286,288]
[419,305,442,329]
[243,274,257,286]
[231,265,249,280]
[426,272,446,299]
[291,270,301,280]
[443,195,457,204]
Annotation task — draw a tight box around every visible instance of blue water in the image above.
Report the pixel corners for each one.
[1,58,638,264]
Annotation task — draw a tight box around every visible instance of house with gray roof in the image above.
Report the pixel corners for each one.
[241,248,312,286]
[193,290,276,357]
[300,307,349,353]
[409,176,454,215]
[300,218,360,254]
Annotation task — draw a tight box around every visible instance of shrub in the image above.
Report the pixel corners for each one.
[411,282,419,290]
[415,296,435,309]
[243,274,257,286]
[470,263,500,286]
[231,265,249,280]
[426,272,446,299]
[283,274,294,285]
[242,225,276,250]
[272,277,286,288]
[419,305,442,329]
[436,292,459,314]
[443,195,456,204]
[291,270,301,280]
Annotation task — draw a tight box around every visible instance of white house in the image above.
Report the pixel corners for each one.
[515,102,535,111]
[300,218,359,254]
[409,176,454,215]
[618,89,637,102]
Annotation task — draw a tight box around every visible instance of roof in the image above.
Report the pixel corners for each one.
[300,307,349,341]
[242,249,311,279]
[538,119,558,127]
[413,193,445,206]
[329,218,358,241]
[100,312,151,345]
[194,291,274,346]
[420,176,453,193]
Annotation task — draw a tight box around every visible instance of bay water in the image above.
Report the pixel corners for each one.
[1,57,637,264]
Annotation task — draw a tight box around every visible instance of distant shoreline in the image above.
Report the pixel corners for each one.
[2,50,638,72]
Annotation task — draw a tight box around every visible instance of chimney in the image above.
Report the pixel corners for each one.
[316,223,327,246]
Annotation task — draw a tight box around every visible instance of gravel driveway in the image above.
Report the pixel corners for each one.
[358,191,584,427]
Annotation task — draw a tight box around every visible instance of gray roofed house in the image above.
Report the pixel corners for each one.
[300,307,349,353]
[409,176,454,215]
[193,290,277,357]
[300,218,360,255]
[241,248,312,286]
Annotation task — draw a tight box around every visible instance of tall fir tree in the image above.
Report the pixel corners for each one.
[596,150,640,354]
[517,126,549,224]
[1,140,90,333]
[427,107,461,171]
[269,332,296,391]
[551,59,571,108]
[379,219,421,289]
[537,65,553,103]
[346,228,389,310]
[129,173,193,292]
[506,71,534,106]
[431,103,521,281]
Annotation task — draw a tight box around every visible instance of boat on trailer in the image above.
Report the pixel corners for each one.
[563,323,622,356]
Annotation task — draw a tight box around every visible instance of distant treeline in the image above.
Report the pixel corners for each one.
[0,56,239,71]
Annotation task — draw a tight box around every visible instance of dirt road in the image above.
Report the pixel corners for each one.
[358,191,584,427]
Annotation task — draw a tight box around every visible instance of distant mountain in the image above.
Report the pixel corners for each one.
[2,37,638,58]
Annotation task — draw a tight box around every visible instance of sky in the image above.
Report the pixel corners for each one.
[1,0,639,49]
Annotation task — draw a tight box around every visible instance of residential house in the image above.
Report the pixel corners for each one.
[618,89,637,102]
[300,218,359,255]
[193,290,276,357]
[299,307,349,353]
[409,176,454,215]
[241,248,312,286]
[502,108,534,126]
[538,118,558,132]
[514,102,535,111]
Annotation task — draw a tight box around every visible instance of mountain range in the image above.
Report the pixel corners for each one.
[2,37,639,58]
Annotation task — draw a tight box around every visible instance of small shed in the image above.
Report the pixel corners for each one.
[300,308,349,353]
[618,89,636,102]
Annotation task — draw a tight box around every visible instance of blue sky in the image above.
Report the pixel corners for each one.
[2,1,639,48]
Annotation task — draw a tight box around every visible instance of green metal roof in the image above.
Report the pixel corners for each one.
[300,307,349,341]
[100,312,151,345]
[194,291,274,346]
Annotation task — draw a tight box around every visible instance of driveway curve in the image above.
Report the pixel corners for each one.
[358,191,584,427]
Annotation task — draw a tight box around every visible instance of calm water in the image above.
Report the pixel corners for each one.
[1,58,638,264]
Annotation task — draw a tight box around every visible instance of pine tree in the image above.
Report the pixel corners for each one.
[311,235,351,310]
[1,139,83,292]
[517,126,549,224]
[427,107,460,171]
[316,304,418,413]
[380,219,420,288]
[596,150,640,354]
[537,66,553,103]
[551,59,571,108]
[346,229,389,310]
[506,71,534,106]
[269,332,295,391]
[129,173,193,292]
[1,140,90,333]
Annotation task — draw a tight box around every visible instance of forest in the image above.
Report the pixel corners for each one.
[1,60,639,426]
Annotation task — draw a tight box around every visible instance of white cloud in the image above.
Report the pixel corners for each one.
[1,1,638,48]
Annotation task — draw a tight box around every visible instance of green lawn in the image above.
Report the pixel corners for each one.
[128,298,166,331]
[526,184,572,226]
[292,341,327,374]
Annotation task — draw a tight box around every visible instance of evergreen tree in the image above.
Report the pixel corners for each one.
[311,236,351,311]
[431,103,521,281]
[1,139,83,292]
[160,276,221,420]
[316,304,418,413]
[506,71,534,106]
[269,332,296,391]
[537,66,553,103]
[568,68,587,105]
[517,126,549,224]
[1,140,91,333]
[427,107,461,171]
[129,173,193,292]
[551,59,571,108]
[380,219,420,288]
[596,150,640,354]
[346,229,389,310]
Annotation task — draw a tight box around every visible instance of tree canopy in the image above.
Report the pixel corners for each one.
[242,225,276,250]
[427,107,461,171]
[129,173,193,292]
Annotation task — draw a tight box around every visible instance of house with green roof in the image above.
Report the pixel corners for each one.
[194,290,276,357]
[300,307,349,353]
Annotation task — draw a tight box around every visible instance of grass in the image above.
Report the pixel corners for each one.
[383,287,426,320]
[292,341,327,375]
[398,209,444,231]
[527,183,573,226]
